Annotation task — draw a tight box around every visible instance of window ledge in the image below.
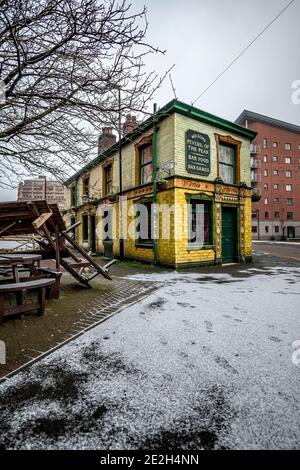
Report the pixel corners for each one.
[135,242,154,249]
[187,244,215,252]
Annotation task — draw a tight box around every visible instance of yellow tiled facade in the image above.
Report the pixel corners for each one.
[64,100,256,268]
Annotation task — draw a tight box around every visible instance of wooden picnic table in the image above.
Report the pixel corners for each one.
[0,253,57,321]
[0,253,42,282]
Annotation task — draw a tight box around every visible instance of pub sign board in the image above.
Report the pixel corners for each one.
[186,130,211,176]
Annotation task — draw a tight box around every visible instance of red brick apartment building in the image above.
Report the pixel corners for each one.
[18,176,66,210]
[235,111,300,240]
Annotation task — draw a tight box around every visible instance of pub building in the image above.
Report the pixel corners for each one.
[64,100,256,268]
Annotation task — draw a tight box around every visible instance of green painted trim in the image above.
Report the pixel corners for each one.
[64,100,256,186]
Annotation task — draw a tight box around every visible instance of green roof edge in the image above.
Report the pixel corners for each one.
[64,99,257,186]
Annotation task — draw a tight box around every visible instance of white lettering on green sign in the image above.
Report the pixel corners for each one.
[186,130,211,176]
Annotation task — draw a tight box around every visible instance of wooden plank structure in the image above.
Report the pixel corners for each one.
[0,201,113,286]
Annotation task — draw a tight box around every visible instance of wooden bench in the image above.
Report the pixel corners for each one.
[0,268,62,300]
[37,268,62,299]
[0,278,55,321]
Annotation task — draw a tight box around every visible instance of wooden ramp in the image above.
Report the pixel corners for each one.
[0,201,114,286]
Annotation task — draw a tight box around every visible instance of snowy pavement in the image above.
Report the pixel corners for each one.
[0,265,300,450]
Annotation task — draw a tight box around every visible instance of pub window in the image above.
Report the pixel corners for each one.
[275,226,280,233]
[139,144,153,185]
[252,226,258,233]
[135,201,153,245]
[189,200,212,246]
[83,176,89,196]
[265,226,269,233]
[71,186,76,207]
[104,164,113,195]
[219,144,236,184]
[82,214,88,241]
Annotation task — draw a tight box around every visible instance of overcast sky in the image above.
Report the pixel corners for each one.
[1,0,299,201]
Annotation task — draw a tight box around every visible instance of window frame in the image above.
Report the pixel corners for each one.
[134,198,154,248]
[82,213,89,241]
[104,164,113,196]
[139,144,153,185]
[135,135,153,187]
[187,198,213,249]
[82,175,90,197]
[215,134,241,186]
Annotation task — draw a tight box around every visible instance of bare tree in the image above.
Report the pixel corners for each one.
[0,0,169,187]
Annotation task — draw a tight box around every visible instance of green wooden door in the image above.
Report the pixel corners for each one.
[222,208,236,263]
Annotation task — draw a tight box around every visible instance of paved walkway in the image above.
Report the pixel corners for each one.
[0,260,160,378]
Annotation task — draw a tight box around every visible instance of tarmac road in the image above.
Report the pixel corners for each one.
[253,241,300,263]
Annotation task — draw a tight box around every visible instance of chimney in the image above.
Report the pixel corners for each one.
[98,127,116,155]
[122,114,139,136]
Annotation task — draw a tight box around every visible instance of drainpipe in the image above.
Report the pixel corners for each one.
[118,87,124,259]
[153,103,158,265]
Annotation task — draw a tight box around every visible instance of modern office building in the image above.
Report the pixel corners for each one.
[18,176,66,210]
[235,111,300,240]
[64,100,255,267]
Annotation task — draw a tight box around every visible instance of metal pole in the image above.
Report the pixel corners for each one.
[44,176,47,200]
[256,209,260,241]
[118,87,124,259]
[153,103,158,265]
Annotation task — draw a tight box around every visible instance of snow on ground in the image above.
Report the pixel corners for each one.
[0,265,300,450]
